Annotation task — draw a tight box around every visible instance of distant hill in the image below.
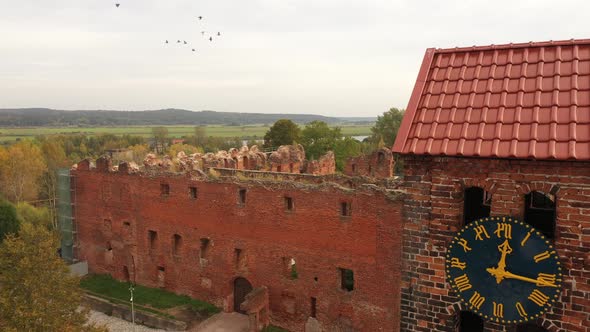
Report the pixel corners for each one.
[0,108,374,127]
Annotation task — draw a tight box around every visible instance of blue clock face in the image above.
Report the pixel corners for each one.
[446,216,562,324]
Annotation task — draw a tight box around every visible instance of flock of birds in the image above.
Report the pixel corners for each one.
[114,3,222,54]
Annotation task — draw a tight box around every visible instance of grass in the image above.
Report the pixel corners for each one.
[80,274,220,317]
[0,124,372,142]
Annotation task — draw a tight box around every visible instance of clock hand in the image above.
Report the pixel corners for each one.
[491,240,513,283]
[501,270,558,287]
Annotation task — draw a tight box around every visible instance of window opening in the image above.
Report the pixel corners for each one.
[173,234,182,256]
[160,183,170,197]
[310,297,317,318]
[284,196,294,211]
[340,202,352,217]
[283,257,298,279]
[458,311,483,332]
[235,248,243,268]
[148,230,157,250]
[524,191,556,239]
[277,165,282,172]
[351,164,357,174]
[340,268,354,291]
[189,186,198,199]
[377,152,385,165]
[463,187,491,225]
[238,189,247,205]
[200,238,210,259]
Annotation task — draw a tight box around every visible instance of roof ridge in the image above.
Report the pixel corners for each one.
[434,38,590,54]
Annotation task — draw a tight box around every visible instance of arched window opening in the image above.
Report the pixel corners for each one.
[524,191,556,239]
[463,187,491,225]
[516,323,548,332]
[458,311,483,332]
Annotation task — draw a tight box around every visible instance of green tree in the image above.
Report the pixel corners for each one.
[263,119,301,149]
[193,126,208,148]
[16,202,52,230]
[152,126,169,154]
[333,137,362,171]
[0,223,106,332]
[370,107,405,147]
[301,121,342,160]
[0,200,20,242]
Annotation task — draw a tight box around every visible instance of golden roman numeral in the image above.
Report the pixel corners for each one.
[474,225,490,241]
[537,273,557,287]
[521,230,533,246]
[469,291,485,309]
[454,274,472,292]
[528,289,549,306]
[493,302,504,318]
[494,223,512,239]
[458,238,472,252]
[534,251,551,263]
[516,302,527,317]
[450,258,466,270]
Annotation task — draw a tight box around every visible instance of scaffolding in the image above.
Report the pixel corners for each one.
[57,168,76,262]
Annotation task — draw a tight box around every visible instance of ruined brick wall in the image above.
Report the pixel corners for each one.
[400,155,590,332]
[73,165,404,332]
[305,151,336,176]
[344,148,394,178]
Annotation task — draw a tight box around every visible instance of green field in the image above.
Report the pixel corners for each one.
[0,124,372,142]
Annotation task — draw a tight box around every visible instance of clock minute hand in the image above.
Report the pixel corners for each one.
[502,270,558,287]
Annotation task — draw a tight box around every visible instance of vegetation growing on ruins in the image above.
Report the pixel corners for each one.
[81,274,220,317]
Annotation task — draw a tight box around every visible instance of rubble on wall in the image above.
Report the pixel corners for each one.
[304,151,336,175]
[344,147,394,178]
[268,144,305,173]
[77,144,339,177]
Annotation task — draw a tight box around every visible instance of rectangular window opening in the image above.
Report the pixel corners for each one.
[284,196,294,211]
[340,202,351,217]
[282,257,298,279]
[238,188,247,205]
[234,248,243,268]
[160,183,170,197]
[173,234,182,256]
[189,186,198,199]
[310,297,317,318]
[148,230,158,250]
[339,268,354,292]
[200,238,210,259]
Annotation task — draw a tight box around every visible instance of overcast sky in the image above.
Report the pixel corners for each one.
[0,0,589,117]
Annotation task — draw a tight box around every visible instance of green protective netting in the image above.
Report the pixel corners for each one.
[57,168,74,262]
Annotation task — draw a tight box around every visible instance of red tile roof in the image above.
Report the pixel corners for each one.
[392,39,590,160]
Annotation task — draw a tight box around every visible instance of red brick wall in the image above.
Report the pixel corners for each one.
[73,167,404,332]
[400,155,590,332]
[344,148,394,179]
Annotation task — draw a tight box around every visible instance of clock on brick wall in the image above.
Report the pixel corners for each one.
[445,216,562,324]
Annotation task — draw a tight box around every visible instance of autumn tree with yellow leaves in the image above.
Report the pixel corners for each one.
[0,223,106,332]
